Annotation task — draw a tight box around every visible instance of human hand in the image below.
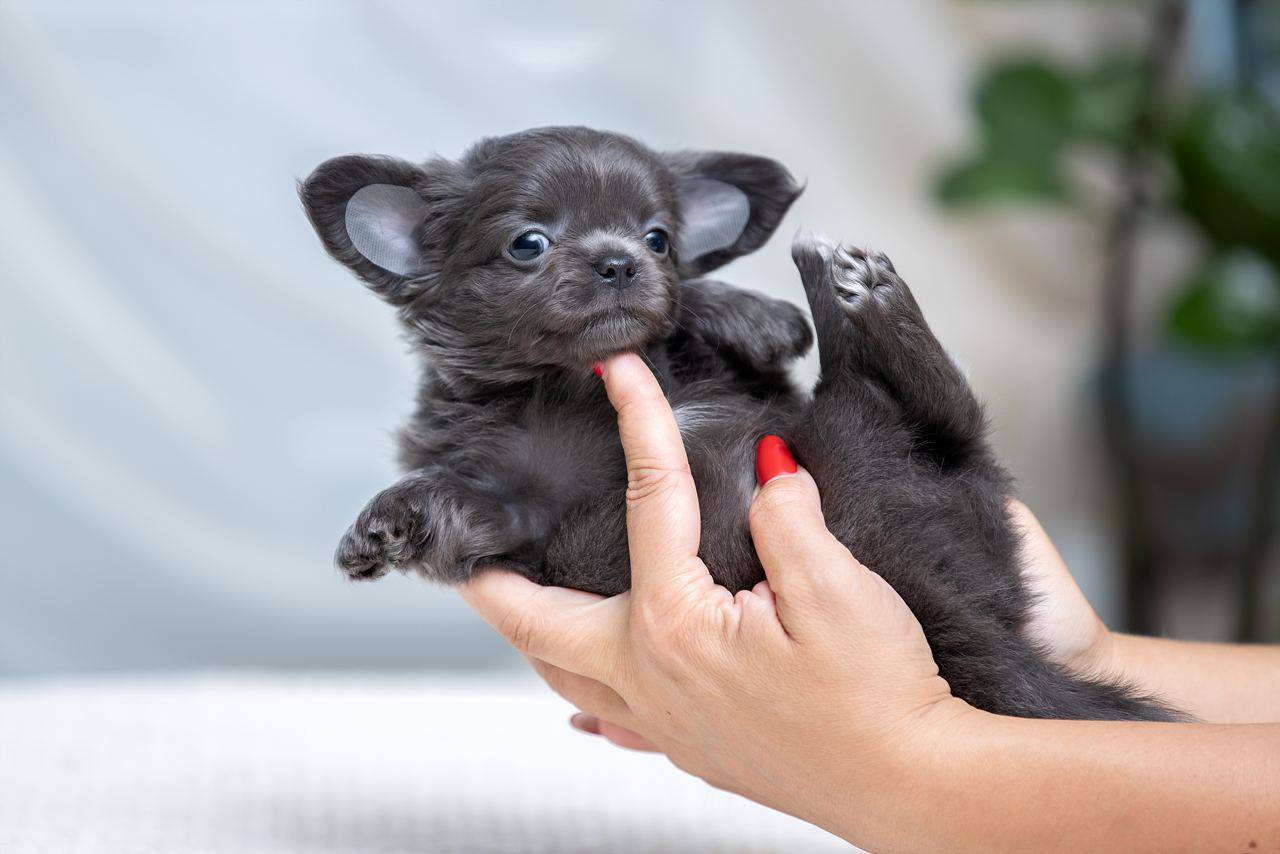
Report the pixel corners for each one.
[459,353,967,837]
[1010,501,1114,676]
[561,475,1119,754]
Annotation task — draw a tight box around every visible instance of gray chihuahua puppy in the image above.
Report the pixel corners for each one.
[301,126,1180,721]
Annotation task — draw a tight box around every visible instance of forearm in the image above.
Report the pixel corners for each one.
[1096,633,1280,723]
[823,703,1280,853]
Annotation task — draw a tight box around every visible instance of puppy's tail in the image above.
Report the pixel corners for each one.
[992,642,1189,722]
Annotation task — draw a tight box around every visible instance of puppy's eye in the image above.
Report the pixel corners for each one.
[509,230,551,261]
[643,229,669,255]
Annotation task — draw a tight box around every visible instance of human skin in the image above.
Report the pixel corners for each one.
[570,503,1280,750]
[1012,501,1280,725]
[460,352,1280,853]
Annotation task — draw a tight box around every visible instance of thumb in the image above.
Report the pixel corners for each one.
[747,436,870,634]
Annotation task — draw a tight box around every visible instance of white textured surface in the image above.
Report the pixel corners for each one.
[0,673,853,853]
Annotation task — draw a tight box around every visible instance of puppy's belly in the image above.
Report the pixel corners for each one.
[675,397,789,593]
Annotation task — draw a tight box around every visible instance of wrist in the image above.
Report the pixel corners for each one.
[1070,625,1121,679]
[816,697,991,851]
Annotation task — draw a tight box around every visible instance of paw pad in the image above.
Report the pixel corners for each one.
[335,491,426,580]
[831,246,897,310]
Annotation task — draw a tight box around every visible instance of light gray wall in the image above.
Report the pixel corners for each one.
[0,0,1149,674]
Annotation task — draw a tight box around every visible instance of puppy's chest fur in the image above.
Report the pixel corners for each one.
[400,358,959,603]
[397,369,796,583]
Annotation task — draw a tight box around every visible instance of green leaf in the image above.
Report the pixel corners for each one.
[1069,52,1146,145]
[1166,250,1280,353]
[974,58,1076,160]
[1172,94,1280,263]
[936,152,1065,206]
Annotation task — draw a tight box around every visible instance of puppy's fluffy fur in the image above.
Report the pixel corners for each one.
[301,126,1182,721]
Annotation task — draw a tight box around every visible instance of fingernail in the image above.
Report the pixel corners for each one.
[570,713,601,735]
[591,362,604,379]
[755,435,797,485]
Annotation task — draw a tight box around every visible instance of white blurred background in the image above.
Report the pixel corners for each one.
[2,0,1273,676]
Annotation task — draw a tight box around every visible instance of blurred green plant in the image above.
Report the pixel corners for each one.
[937,54,1148,206]
[939,51,1280,354]
[1167,249,1280,352]
[1174,94,1280,270]
[937,0,1280,639]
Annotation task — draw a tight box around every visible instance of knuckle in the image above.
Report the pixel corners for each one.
[802,563,843,600]
[626,462,689,507]
[805,552,862,601]
[631,609,693,670]
[632,598,678,644]
[615,385,668,419]
[749,480,810,526]
[666,618,703,656]
[497,605,540,653]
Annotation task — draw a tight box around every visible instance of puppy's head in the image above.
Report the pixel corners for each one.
[300,127,800,377]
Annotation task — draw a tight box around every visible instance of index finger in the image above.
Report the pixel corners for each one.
[599,354,708,601]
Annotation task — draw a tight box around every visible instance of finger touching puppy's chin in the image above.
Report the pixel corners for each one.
[578,312,669,358]
[523,299,673,367]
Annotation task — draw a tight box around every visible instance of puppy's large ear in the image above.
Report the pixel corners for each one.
[300,154,456,306]
[665,151,802,275]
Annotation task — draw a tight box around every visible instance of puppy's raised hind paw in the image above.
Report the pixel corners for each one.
[830,246,900,314]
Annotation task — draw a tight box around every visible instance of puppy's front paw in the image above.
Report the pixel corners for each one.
[830,246,901,315]
[774,300,815,361]
[335,481,429,580]
[740,298,814,367]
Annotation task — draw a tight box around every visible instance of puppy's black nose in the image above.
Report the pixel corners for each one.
[591,254,637,289]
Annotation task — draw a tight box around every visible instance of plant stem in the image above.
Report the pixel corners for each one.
[1232,0,1279,642]
[1237,389,1280,640]
[1099,0,1185,635]
[1233,0,1260,96]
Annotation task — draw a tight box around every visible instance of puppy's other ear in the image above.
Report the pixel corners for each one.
[665,151,802,275]
[300,155,456,306]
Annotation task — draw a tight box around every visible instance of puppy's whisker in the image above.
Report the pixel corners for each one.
[506,299,543,349]
[680,303,710,326]
[636,347,660,378]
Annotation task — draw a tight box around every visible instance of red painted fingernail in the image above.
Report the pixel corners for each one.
[591,362,604,379]
[570,713,601,735]
[755,435,797,485]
